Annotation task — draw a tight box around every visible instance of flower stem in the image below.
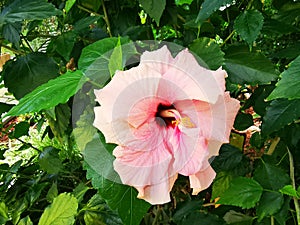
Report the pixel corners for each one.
[287,147,300,225]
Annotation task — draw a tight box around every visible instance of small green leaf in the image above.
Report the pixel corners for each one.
[267,55,300,100]
[256,192,284,221]
[64,0,76,14]
[253,162,290,191]
[234,10,264,45]
[223,210,254,225]
[13,121,30,138]
[38,193,78,225]
[280,185,299,198]
[0,202,9,224]
[139,0,166,25]
[3,53,59,99]
[234,113,254,131]
[218,177,263,209]
[175,0,193,6]
[72,183,89,203]
[17,216,33,225]
[39,147,63,174]
[46,183,58,202]
[262,98,300,136]
[108,37,123,76]
[224,46,278,85]
[6,70,87,117]
[196,0,234,22]
[189,37,225,70]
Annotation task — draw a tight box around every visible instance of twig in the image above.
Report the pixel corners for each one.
[220,30,235,47]
[287,147,300,225]
[1,44,25,55]
[101,0,112,37]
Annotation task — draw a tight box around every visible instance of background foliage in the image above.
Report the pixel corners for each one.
[0,0,300,224]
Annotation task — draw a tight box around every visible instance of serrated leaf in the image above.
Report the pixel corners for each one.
[224,46,278,84]
[196,0,234,22]
[218,177,263,209]
[256,192,284,221]
[267,55,300,100]
[223,210,253,225]
[234,10,264,45]
[139,0,166,25]
[262,98,300,136]
[253,162,290,191]
[212,171,233,199]
[39,147,63,174]
[3,53,59,99]
[0,0,61,24]
[84,161,151,225]
[108,37,123,76]
[189,37,224,70]
[38,193,78,225]
[5,70,87,117]
[17,216,33,225]
[279,185,299,198]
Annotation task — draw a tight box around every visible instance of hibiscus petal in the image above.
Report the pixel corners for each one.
[136,174,178,205]
[189,164,216,195]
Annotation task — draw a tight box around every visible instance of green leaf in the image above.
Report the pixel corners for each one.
[2,22,21,45]
[256,192,284,221]
[139,0,166,25]
[196,0,234,22]
[175,211,224,225]
[13,121,30,138]
[172,200,203,222]
[84,161,151,225]
[72,183,89,203]
[0,0,61,24]
[78,37,136,86]
[108,37,123,76]
[218,177,263,209]
[223,210,254,225]
[0,202,9,224]
[17,216,33,225]
[39,147,63,174]
[38,193,78,225]
[64,0,76,14]
[224,46,278,85]
[234,10,264,45]
[234,113,254,131]
[267,55,300,100]
[274,196,291,225]
[262,98,300,136]
[3,53,59,99]
[0,102,13,115]
[253,162,290,191]
[279,185,299,198]
[212,171,233,199]
[73,103,97,152]
[189,37,225,70]
[175,0,193,6]
[46,183,58,202]
[6,70,87,117]
[47,32,77,61]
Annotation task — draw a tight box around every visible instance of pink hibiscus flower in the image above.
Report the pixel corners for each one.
[93,46,240,205]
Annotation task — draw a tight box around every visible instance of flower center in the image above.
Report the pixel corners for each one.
[155,103,181,128]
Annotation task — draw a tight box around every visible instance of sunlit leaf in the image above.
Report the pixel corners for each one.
[139,0,166,25]
[38,193,78,225]
[5,70,87,117]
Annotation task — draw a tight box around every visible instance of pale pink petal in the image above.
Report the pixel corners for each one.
[189,164,216,195]
[140,45,175,75]
[136,174,178,205]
